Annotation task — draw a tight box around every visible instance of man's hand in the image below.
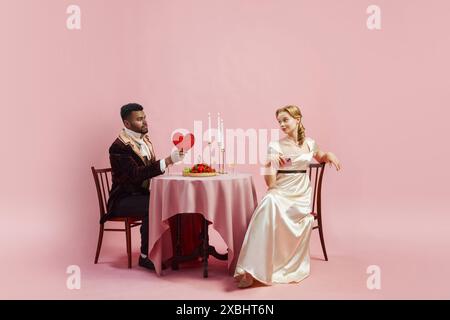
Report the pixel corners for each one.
[170,150,185,164]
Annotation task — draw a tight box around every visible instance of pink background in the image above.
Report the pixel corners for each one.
[1,0,449,299]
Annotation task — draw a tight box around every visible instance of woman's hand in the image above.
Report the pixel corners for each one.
[266,153,287,168]
[325,152,341,171]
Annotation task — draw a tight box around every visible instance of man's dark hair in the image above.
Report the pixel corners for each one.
[121,103,143,120]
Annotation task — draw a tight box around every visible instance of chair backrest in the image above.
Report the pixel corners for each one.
[308,162,326,217]
[91,166,112,218]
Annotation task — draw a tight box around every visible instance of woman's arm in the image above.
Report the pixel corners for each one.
[264,174,277,188]
[314,148,342,171]
[313,148,328,163]
[263,153,284,188]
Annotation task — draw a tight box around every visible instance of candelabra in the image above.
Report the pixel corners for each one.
[207,141,212,167]
[219,147,226,174]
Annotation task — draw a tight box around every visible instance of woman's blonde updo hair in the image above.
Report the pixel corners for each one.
[275,105,306,146]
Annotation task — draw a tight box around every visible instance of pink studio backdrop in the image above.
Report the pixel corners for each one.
[0,0,449,299]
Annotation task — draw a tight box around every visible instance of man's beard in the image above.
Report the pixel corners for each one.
[129,125,148,135]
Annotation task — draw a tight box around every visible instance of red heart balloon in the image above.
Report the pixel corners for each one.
[172,132,195,152]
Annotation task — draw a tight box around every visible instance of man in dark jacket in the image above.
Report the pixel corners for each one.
[106,103,184,270]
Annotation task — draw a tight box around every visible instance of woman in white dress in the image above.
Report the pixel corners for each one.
[234,105,341,288]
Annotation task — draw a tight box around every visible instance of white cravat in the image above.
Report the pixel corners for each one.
[124,128,151,158]
[124,128,166,172]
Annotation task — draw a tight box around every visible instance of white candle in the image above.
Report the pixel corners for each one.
[208,113,211,143]
[217,112,221,146]
[220,119,224,149]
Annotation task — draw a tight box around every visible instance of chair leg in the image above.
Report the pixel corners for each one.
[317,218,328,261]
[94,224,104,264]
[202,218,209,278]
[125,219,132,268]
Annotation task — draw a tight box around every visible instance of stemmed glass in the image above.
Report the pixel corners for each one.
[228,162,236,175]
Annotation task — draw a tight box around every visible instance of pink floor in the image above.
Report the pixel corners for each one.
[2,205,449,300]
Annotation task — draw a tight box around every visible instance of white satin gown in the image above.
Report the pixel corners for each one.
[234,137,318,285]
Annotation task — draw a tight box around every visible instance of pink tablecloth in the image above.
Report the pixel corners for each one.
[148,173,258,275]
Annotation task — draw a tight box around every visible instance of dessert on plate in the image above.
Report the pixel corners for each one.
[183,163,217,177]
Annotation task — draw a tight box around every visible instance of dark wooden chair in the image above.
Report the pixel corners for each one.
[91,166,142,268]
[308,162,328,261]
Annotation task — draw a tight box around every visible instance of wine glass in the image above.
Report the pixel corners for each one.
[228,162,236,175]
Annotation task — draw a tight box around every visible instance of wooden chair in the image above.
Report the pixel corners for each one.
[91,166,142,268]
[308,162,328,261]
